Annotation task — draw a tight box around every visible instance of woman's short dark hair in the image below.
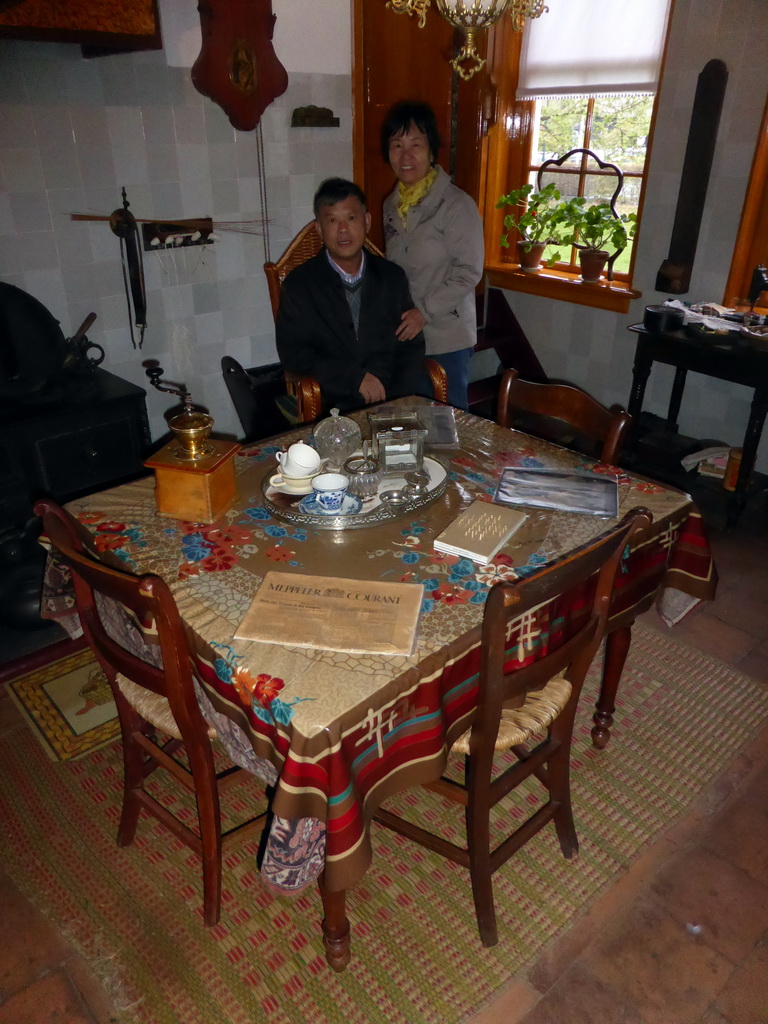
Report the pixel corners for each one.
[313,178,368,217]
[380,101,441,163]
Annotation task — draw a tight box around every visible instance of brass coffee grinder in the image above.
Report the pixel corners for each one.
[143,364,240,523]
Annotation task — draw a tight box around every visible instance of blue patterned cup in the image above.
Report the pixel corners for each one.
[312,473,348,512]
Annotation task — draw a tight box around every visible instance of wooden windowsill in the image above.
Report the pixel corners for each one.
[486,264,642,314]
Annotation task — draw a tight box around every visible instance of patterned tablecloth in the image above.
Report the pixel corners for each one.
[48,401,716,894]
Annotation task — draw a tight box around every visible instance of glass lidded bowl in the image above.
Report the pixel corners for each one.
[313,408,362,471]
[343,453,381,500]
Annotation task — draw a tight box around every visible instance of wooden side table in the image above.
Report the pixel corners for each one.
[625,323,768,526]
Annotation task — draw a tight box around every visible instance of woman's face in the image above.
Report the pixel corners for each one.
[388,124,432,186]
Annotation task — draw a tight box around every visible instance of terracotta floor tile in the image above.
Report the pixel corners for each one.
[741,763,768,806]
[712,941,768,1024]
[699,799,768,887]
[649,847,768,963]
[734,650,768,682]
[63,956,120,1024]
[463,977,541,1024]
[0,872,72,999]
[579,895,734,1024]
[671,611,758,665]
[0,969,96,1024]
[709,585,768,640]
[516,963,646,1024]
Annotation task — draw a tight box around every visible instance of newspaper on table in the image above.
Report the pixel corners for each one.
[235,572,424,655]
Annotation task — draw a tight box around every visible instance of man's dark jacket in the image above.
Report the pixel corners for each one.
[275,249,425,412]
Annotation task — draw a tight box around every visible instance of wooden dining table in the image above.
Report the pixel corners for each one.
[46,397,717,971]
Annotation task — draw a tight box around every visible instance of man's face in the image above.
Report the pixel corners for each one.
[315,196,371,272]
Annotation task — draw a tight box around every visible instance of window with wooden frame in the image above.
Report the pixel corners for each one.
[723,94,768,311]
[482,0,672,313]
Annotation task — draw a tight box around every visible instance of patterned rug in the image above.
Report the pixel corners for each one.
[1,626,767,1024]
[7,648,118,761]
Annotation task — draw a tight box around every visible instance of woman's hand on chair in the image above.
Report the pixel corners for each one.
[396,308,426,341]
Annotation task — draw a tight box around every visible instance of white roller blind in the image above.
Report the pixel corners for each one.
[517,0,672,99]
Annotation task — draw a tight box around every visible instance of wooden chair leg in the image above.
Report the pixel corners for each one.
[114,693,149,848]
[188,745,224,927]
[465,757,499,947]
[548,716,579,860]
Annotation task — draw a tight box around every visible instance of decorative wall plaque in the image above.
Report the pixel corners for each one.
[192,0,288,132]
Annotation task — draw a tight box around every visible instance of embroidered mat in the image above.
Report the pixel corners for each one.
[7,648,118,761]
[1,626,767,1024]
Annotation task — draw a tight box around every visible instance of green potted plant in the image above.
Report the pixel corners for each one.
[496,182,575,271]
[563,199,637,282]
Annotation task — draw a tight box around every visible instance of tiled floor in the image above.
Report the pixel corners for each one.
[1,500,767,1024]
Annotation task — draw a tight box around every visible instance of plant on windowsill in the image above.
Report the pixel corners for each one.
[563,199,637,282]
[497,182,575,272]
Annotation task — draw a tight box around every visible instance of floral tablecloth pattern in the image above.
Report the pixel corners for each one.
[54,402,716,892]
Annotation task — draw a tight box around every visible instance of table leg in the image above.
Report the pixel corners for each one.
[318,875,350,972]
[591,624,633,749]
[728,388,768,528]
[667,367,688,429]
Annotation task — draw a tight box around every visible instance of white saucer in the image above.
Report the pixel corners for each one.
[298,493,363,516]
[269,478,316,496]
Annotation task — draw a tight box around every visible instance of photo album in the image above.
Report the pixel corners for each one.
[493,467,620,517]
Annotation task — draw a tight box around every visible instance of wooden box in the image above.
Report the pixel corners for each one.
[144,440,240,524]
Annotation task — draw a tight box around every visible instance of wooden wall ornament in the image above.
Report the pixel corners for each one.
[192,0,288,132]
[655,59,728,294]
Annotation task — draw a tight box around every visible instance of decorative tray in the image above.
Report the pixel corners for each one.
[261,455,449,530]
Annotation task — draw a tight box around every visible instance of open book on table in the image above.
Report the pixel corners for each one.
[493,466,619,517]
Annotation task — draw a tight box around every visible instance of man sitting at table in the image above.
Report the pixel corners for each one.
[276,177,425,413]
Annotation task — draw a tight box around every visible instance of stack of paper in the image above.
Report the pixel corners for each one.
[433,499,527,564]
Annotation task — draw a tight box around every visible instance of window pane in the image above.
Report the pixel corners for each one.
[590,95,653,173]
[532,97,588,162]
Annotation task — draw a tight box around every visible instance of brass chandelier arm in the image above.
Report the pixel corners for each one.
[386,0,431,29]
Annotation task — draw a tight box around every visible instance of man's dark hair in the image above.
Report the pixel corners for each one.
[313,178,368,217]
[380,101,441,163]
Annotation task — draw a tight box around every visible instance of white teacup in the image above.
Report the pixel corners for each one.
[312,472,348,512]
[269,472,317,492]
[276,441,321,479]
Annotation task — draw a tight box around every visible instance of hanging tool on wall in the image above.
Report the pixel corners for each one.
[109,188,147,350]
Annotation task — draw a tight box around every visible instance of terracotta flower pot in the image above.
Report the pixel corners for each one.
[517,240,547,272]
[579,249,609,283]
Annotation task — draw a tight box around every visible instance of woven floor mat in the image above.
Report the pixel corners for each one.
[1,626,767,1024]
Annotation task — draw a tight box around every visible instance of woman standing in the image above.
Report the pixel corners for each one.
[381,101,485,410]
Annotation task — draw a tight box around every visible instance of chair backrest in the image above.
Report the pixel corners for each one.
[496,368,631,465]
[34,498,209,743]
[467,507,651,759]
[221,356,287,442]
[264,221,384,320]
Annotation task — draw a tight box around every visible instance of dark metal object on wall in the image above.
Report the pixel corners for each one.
[655,59,729,294]
[192,0,288,131]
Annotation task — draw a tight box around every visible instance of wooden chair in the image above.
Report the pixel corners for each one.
[264,221,448,421]
[375,507,652,947]
[496,368,632,465]
[34,498,270,927]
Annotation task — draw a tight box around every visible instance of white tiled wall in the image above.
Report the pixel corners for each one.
[501,0,768,472]
[0,40,352,441]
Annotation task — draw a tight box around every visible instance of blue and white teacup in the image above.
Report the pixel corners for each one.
[312,472,348,512]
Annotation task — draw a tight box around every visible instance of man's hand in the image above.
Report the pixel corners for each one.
[359,372,386,404]
[396,307,426,341]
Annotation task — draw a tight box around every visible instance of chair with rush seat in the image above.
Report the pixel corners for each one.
[374,507,652,947]
[34,497,270,926]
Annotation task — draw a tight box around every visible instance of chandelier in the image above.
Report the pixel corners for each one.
[387,0,548,80]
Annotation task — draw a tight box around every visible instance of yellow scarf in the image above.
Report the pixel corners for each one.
[396,166,438,227]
